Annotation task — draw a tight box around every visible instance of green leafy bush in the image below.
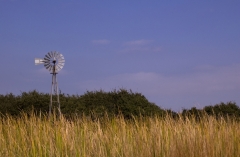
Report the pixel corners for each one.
[0,89,165,119]
[182,101,240,120]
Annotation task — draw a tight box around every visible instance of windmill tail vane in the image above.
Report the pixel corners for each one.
[35,51,65,116]
[35,58,45,65]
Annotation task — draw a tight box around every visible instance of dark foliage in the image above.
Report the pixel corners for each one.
[0,89,165,119]
[1,89,239,120]
[182,102,240,120]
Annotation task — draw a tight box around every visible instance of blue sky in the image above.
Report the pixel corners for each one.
[0,1,240,111]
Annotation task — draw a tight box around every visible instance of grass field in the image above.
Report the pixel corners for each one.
[0,113,239,157]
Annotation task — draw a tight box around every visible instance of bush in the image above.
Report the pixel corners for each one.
[182,101,240,120]
[0,89,165,119]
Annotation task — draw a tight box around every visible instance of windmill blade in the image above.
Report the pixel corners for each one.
[53,51,57,58]
[55,52,59,59]
[55,67,60,72]
[56,53,62,59]
[58,60,65,63]
[51,51,55,57]
[42,60,49,63]
[58,57,65,62]
[48,65,53,72]
[58,55,65,60]
[44,61,51,66]
[42,60,50,64]
[44,64,51,70]
[58,60,64,64]
[45,54,50,59]
[56,51,60,58]
[58,62,65,66]
[57,56,63,62]
[45,54,51,59]
[36,51,65,72]
[47,52,51,57]
[44,57,50,61]
[46,53,51,60]
[57,63,64,68]
[56,52,61,58]
[58,62,65,65]
[58,58,64,62]
[56,64,63,70]
[44,59,51,64]
[44,62,50,67]
[56,64,61,69]
[59,54,64,59]
[48,52,53,58]
[57,62,64,66]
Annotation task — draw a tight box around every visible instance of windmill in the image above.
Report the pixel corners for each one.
[35,51,65,115]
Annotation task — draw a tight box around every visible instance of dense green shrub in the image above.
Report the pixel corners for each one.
[182,101,240,120]
[1,89,239,120]
[0,90,50,116]
[0,89,165,119]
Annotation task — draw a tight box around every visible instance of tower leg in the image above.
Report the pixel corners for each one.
[49,74,54,116]
[55,75,61,116]
[49,73,61,117]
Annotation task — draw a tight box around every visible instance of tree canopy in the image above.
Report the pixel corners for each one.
[0,89,239,120]
[0,89,165,119]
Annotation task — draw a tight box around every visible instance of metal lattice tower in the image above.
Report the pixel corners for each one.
[35,51,65,116]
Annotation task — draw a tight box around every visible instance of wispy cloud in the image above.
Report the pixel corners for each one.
[82,63,240,94]
[92,39,110,45]
[118,46,162,53]
[78,64,240,110]
[125,39,152,46]
[118,39,161,53]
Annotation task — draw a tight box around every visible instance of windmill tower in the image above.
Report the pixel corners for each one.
[35,51,65,115]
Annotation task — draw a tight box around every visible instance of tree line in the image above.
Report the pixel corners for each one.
[0,89,165,119]
[181,101,240,120]
[0,89,239,120]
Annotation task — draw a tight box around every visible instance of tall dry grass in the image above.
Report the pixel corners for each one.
[0,113,239,157]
